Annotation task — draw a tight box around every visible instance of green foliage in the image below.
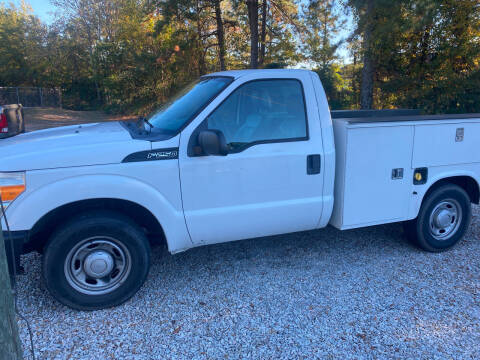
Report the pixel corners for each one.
[0,1,48,87]
[0,0,478,114]
[316,64,352,109]
[347,0,480,113]
[302,0,344,68]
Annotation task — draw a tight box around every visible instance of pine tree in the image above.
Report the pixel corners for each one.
[302,0,344,70]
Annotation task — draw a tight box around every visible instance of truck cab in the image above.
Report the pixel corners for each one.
[174,70,335,245]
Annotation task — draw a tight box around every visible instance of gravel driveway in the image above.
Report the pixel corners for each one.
[15,205,480,359]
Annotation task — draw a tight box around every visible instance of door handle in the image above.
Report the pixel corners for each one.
[307,154,321,175]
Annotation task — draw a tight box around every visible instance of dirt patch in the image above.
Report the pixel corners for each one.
[24,107,136,132]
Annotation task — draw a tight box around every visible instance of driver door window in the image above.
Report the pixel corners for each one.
[206,79,308,152]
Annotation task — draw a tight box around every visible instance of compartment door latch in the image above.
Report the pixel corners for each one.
[456,128,464,142]
[391,168,404,180]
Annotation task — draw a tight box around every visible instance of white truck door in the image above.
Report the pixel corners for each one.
[179,74,325,245]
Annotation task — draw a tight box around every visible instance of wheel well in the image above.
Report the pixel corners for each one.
[26,199,165,253]
[423,176,480,205]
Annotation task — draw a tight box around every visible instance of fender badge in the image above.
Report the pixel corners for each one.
[147,150,178,159]
[122,148,179,163]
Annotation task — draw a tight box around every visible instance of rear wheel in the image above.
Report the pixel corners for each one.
[43,211,150,310]
[404,184,472,252]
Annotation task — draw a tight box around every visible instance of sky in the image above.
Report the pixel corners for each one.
[1,0,55,23]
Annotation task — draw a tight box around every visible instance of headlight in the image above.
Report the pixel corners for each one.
[0,172,26,208]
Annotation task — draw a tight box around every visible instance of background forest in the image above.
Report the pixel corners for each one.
[0,0,478,114]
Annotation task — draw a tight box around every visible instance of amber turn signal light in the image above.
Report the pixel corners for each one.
[0,172,26,206]
[0,185,25,202]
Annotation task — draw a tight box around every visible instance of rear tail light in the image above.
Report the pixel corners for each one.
[0,113,7,133]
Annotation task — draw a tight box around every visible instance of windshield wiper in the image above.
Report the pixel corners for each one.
[228,142,248,150]
[144,118,155,129]
[137,117,155,133]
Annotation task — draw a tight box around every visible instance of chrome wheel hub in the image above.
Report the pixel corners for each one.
[83,251,114,279]
[429,200,462,241]
[64,237,131,295]
[434,209,453,229]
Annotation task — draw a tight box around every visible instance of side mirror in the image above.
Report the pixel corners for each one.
[197,130,228,156]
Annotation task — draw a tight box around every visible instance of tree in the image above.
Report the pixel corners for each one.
[263,0,302,67]
[0,228,23,360]
[382,0,480,113]
[154,0,231,74]
[52,0,101,103]
[245,0,259,68]
[358,0,374,109]
[346,0,480,113]
[346,0,376,109]
[302,0,350,109]
[303,0,344,69]
[0,0,477,115]
[0,2,49,87]
[242,0,300,68]
[259,0,267,65]
[214,0,227,70]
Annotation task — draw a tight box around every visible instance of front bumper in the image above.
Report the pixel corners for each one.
[2,230,27,275]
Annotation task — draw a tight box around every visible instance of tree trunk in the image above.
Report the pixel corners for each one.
[0,229,23,360]
[214,0,226,71]
[83,22,102,105]
[196,0,206,75]
[360,50,374,109]
[353,51,358,107]
[321,9,328,69]
[246,0,259,69]
[259,0,267,66]
[360,0,375,110]
[94,80,101,104]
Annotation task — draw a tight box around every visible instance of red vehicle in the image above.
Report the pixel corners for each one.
[0,104,24,139]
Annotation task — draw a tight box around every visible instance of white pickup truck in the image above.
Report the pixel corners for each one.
[1,70,479,310]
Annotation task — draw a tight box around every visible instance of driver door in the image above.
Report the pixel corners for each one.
[179,74,325,245]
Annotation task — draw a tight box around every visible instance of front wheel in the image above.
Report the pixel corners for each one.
[43,211,151,310]
[404,184,472,252]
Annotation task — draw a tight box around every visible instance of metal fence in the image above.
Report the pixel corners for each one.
[0,87,62,107]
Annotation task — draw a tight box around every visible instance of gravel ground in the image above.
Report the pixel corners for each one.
[15,205,480,359]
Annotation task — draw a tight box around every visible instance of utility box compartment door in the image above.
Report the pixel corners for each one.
[339,125,414,228]
[412,122,480,168]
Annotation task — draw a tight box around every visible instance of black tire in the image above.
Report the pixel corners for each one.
[43,211,151,310]
[403,184,472,252]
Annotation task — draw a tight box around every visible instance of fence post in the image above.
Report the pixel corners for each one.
[0,226,23,359]
[58,88,62,109]
[15,88,19,105]
[38,88,43,107]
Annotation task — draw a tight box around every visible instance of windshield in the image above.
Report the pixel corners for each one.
[147,76,233,134]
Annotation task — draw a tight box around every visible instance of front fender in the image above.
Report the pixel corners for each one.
[4,174,192,253]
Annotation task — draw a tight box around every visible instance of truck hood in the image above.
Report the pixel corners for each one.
[0,122,151,171]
